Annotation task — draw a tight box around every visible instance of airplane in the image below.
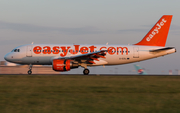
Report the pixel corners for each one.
[4,15,176,75]
[134,64,147,75]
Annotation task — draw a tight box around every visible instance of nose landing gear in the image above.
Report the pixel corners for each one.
[28,70,32,75]
[28,64,32,75]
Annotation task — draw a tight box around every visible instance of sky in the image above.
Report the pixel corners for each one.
[0,0,180,74]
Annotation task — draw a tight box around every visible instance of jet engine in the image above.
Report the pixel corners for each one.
[52,59,79,71]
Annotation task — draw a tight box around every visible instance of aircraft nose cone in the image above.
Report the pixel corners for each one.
[4,53,12,62]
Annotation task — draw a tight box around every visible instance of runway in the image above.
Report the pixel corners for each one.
[0,74,179,76]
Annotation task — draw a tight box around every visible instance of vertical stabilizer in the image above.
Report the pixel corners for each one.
[135,15,173,47]
[134,64,147,75]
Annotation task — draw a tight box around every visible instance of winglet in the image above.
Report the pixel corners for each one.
[134,15,173,47]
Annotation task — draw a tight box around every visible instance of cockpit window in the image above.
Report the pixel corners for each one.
[11,49,20,52]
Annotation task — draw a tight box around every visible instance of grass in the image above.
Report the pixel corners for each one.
[0,75,180,113]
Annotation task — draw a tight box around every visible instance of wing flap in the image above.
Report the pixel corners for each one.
[69,50,107,60]
[55,50,107,64]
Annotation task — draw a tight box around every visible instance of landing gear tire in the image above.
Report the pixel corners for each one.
[28,64,33,75]
[83,69,89,75]
[28,70,32,75]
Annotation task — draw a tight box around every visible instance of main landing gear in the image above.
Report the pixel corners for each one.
[28,64,32,75]
[81,64,90,75]
[83,69,90,75]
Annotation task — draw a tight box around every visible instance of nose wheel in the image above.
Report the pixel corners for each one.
[28,64,33,75]
[83,69,90,75]
[28,70,32,75]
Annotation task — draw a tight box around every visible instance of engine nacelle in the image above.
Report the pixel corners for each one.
[52,59,78,71]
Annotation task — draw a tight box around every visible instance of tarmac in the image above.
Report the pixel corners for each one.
[0,74,179,76]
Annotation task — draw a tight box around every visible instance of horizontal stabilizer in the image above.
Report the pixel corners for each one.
[149,47,175,52]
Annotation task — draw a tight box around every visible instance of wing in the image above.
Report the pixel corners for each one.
[58,50,107,64]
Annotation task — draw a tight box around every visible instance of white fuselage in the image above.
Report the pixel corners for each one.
[4,44,176,66]
[4,15,175,75]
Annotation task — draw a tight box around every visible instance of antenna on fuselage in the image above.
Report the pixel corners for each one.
[31,42,34,44]
[106,42,108,45]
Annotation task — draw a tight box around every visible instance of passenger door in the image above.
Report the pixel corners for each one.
[26,45,32,57]
[133,47,139,58]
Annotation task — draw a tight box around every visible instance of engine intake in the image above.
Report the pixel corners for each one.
[52,59,78,71]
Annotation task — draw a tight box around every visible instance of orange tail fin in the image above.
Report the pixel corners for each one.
[135,15,173,47]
